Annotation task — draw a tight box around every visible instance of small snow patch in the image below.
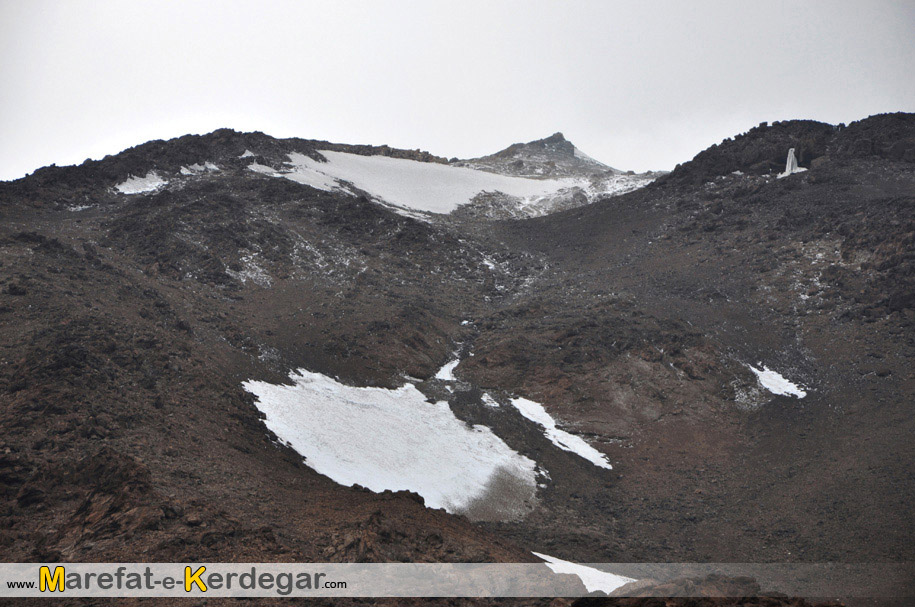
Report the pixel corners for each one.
[587,173,655,198]
[777,167,807,179]
[115,171,167,194]
[510,397,612,469]
[533,552,635,594]
[240,149,256,158]
[481,393,501,408]
[747,364,807,398]
[181,162,220,175]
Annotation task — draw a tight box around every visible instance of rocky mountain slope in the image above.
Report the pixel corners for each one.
[1,113,913,605]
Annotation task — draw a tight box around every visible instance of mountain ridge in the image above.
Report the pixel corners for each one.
[2,128,656,220]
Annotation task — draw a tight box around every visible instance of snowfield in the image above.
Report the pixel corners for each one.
[510,397,612,469]
[245,149,655,216]
[533,552,636,594]
[747,364,807,398]
[242,369,538,516]
[253,150,586,214]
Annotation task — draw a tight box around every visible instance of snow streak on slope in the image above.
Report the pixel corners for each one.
[259,151,583,214]
[571,145,607,168]
[248,158,344,193]
[242,370,538,517]
[434,358,460,381]
[510,397,612,469]
[747,364,807,398]
[587,173,656,198]
[533,553,636,594]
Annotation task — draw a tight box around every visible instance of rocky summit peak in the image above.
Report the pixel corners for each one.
[454,131,617,178]
[513,132,573,154]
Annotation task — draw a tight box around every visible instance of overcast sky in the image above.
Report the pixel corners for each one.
[2,0,913,180]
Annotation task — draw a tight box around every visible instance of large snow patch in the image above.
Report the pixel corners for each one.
[243,369,538,518]
[258,150,585,214]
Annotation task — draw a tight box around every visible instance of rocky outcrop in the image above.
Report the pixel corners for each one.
[662,112,915,186]
[453,132,620,177]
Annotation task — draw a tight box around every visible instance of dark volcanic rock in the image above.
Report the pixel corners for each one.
[454,131,619,177]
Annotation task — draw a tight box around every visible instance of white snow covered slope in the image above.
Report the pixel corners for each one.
[256,150,583,214]
[242,369,538,517]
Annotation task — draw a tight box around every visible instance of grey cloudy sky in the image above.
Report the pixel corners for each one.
[2,0,913,180]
